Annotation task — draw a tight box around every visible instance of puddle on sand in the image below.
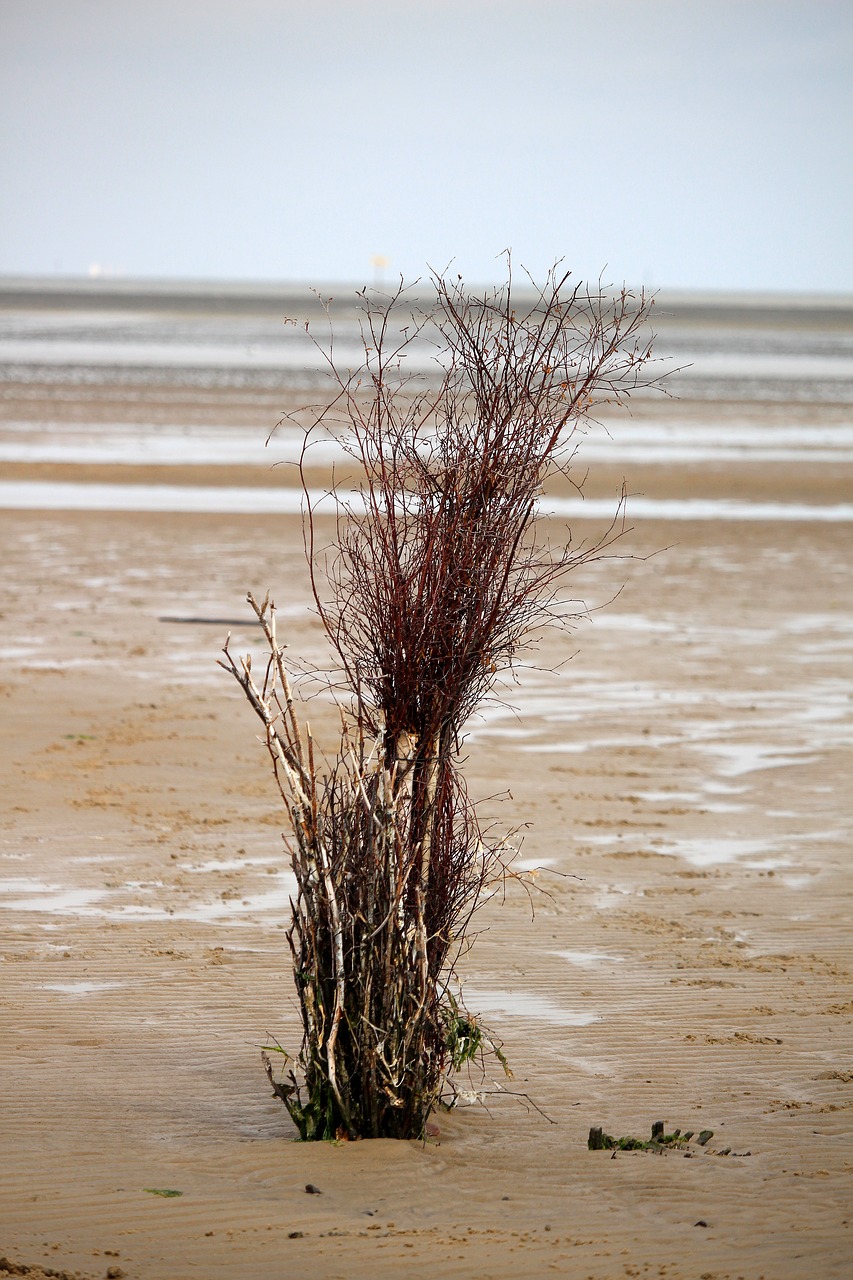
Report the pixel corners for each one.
[593,885,638,911]
[184,857,282,873]
[467,989,600,1027]
[781,873,816,890]
[514,856,558,872]
[696,743,822,777]
[0,869,298,927]
[634,788,748,815]
[649,831,838,871]
[111,888,293,925]
[649,837,791,869]
[40,981,125,996]
[552,949,625,967]
[0,880,108,913]
[0,877,53,893]
[95,869,298,925]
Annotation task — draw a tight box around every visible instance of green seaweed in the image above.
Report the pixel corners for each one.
[588,1122,710,1151]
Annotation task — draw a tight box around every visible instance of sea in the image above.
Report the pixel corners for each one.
[1,276,852,521]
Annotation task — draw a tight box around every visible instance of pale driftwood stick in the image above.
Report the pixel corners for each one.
[247,591,308,777]
[304,722,351,1131]
[218,634,311,802]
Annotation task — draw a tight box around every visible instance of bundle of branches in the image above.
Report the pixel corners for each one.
[221,263,658,1140]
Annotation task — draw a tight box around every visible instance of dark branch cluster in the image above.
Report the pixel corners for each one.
[304,265,655,752]
[225,264,658,1139]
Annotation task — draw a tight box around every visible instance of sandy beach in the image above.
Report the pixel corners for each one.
[1,291,851,1279]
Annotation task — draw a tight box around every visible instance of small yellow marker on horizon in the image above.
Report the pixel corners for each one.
[370,254,390,288]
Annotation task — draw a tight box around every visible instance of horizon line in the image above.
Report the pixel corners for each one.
[2,272,853,316]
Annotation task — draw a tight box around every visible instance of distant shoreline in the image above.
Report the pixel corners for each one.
[1,273,852,326]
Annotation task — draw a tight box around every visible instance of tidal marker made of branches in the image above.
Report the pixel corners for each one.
[220,262,659,1140]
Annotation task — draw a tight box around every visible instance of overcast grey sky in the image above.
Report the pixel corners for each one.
[1,0,851,291]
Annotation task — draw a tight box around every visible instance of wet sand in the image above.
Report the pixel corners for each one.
[1,386,851,1278]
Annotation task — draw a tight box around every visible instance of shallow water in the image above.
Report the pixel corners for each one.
[39,980,125,995]
[3,287,853,403]
[2,480,853,522]
[0,864,299,927]
[466,988,601,1026]
[552,949,625,967]
[3,417,853,467]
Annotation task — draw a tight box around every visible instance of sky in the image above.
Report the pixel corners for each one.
[0,0,851,293]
